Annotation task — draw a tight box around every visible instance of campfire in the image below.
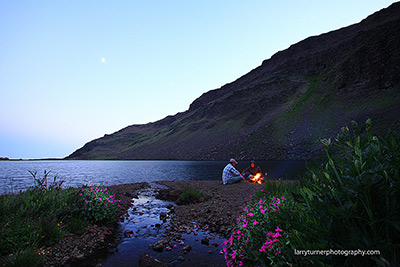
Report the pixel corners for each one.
[250,173,264,184]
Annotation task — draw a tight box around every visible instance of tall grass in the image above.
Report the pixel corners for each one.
[0,171,123,266]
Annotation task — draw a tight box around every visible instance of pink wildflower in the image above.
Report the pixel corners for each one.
[275,226,283,232]
[253,220,259,226]
[248,212,254,217]
[273,232,282,238]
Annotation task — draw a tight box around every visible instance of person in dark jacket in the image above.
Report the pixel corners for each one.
[242,160,263,180]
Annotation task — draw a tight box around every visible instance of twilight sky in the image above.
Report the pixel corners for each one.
[0,0,397,159]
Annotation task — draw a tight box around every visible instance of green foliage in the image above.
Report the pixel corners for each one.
[28,170,65,191]
[3,248,41,267]
[0,174,123,266]
[297,119,400,266]
[258,180,302,197]
[0,187,74,255]
[177,188,210,205]
[224,120,399,266]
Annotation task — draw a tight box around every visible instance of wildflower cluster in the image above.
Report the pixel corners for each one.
[76,187,122,225]
[224,193,292,267]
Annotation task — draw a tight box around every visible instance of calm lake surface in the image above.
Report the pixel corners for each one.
[0,160,306,195]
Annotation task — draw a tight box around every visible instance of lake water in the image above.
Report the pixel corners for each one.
[0,160,306,195]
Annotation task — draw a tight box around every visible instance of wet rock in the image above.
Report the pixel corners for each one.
[182,245,192,253]
[207,250,214,254]
[124,230,134,238]
[160,212,167,220]
[212,242,219,247]
[156,189,181,201]
[201,237,209,245]
[151,239,169,252]
[151,244,164,253]
[155,223,161,228]
[125,192,139,199]
[166,204,174,209]
[177,255,185,261]
[138,252,167,267]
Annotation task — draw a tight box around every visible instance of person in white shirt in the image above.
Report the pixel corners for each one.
[222,158,244,184]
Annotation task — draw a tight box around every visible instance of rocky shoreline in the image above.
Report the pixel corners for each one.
[42,180,263,266]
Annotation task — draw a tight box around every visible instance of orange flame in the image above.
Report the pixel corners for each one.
[250,173,263,184]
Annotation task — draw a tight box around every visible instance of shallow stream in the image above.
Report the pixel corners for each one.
[77,183,227,266]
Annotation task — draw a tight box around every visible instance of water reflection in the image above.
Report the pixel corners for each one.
[0,160,306,194]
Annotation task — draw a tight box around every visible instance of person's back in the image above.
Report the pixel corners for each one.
[222,159,243,184]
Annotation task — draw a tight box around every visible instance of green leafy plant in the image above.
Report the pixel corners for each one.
[299,119,400,266]
[28,170,65,191]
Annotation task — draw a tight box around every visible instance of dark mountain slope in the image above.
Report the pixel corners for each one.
[67,3,400,160]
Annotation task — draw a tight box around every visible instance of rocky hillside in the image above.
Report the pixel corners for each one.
[67,3,400,160]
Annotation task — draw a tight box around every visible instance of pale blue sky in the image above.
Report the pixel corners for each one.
[0,0,397,159]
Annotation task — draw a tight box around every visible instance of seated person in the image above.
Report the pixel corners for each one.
[242,160,263,180]
[222,158,244,184]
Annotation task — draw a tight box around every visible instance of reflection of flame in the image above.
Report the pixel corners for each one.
[250,173,263,184]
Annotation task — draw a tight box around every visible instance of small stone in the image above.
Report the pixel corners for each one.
[207,250,214,254]
[125,192,138,199]
[177,255,185,261]
[160,212,167,220]
[183,245,192,253]
[138,252,166,267]
[152,244,164,253]
[124,230,134,238]
[201,237,209,245]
